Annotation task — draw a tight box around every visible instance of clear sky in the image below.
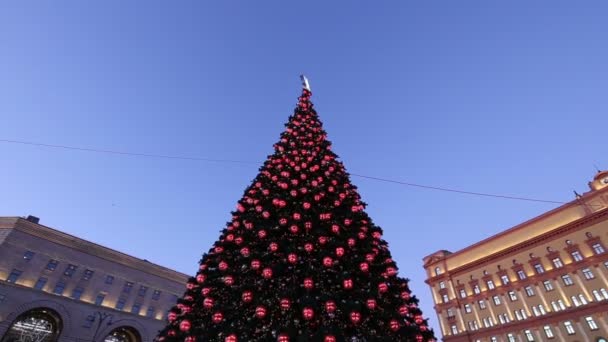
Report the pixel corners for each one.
[1,1,607,334]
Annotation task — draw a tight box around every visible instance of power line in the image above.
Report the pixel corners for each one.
[0,138,567,205]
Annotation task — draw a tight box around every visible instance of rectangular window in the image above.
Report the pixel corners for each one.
[585,316,598,330]
[508,291,517,301]
[571,295,581,307]
[439,281,445,289]
[500,275,510,285]
[483,317,491,328]
[123,282,134,294]
[543,280,554,291]
[115,298,126,310]
[492,295,501,305]
[486,280,495,290]
[34,277,48,290]
[105,275,114,284]
[63,264,77,277]
[515,310,522,320]
[459,289,467,298]
[533,263,545,274]
[582,268,595,280]
[507,333,516,342]
[564,321,575,335]
[491,337,497,342]
[447,308,455,318]
[592,243,605,254]
[131,303,141,315]
[532,306,540,316]
[524,329,534,341]
[468,321,475,331]
[552,257,564,268]
[473,284,481,294]
[53,281,66,295]
[71,287,84,300]
[23,251,35,261]
[95,294,105,306]
[152,290,162,300]
[46,259,59,271]
[451,325,458,335]
[543,325,554,338]
[138,285,148,297]
[561,274,574,286]
[538,305,546,315]
[592,290,603,301]
[146,307,155,318]
[525,286,535,297]
[442,294,449,303]
[478,300,486,309]
[601,288,608,300]
[517,270,527,280]
[557,300,566,310]
[571,251,583,262]
[82,269,94,281]
[578,294,588,305]
[464,304,472,313]
[6,269,22,283]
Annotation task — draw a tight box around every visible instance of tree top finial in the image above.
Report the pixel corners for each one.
[300,75,311,91]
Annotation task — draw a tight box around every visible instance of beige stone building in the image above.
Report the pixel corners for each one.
[0,216,189,342]
[423,171,608,342]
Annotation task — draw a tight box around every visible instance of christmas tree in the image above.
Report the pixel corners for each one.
[156,77,436,342]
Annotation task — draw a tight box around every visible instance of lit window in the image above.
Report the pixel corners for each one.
[552,257,564,268]
[146,307,155,318]
[564,321,575,335]
[442,294,449,303]
[451,325,458,335]
[592,243,605,254]
[123,282,134,294]
[438,281,445,289]
[152,290,162,300]
[131,303,141,315]
[533,264,545,274]
[543,280,554,291]
[605,261,608,269]
[45,259,59,271]
[517,270,527,280]
[82,269,94,281]
[561,274,574,286]
[507,333,516,342]
[434,267,442,276]
[538,305,546,315]
[490,337,498,342]
[592,290,603,301]
[578,294,588,305]
[515,310,523,321]
[473,284,481,294]
[508,291,517,301]
[557,300,566,310]
[464,304,472,313]
[571,295,581,307]
[524,329,534,341]
[492,296,501,306]
[543,325,554,338]
[525,286,535,297]
[486,280,495,290]
[95,294,105,306]
[497,313,510,324]
[447,308,455,318]
[71,287,84,300]
[500,275,510,285]
[63,264,77,277]
[138,285,148,297]
[585,316,598,330]
[53,281,66,295]
[105,275,114,284]
[115,298,126,311]
[23,251,35,261]
[571,251,583,262]
[601,288,608,300]
[459,289,467,298]
[532,306,540,317]
[582,268,595,280]
[483,317,493,328]
[34,277,48,290]
[478,300,486,309]
[6,269,22,283]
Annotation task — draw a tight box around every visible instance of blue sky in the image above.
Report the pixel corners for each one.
[2,1,607,334]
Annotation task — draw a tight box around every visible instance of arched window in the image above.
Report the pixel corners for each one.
[1,308,62,342]
[104,327,141,342]
[434,267,442,276]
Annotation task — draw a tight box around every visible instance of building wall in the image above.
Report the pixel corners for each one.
[0,217,189,341]
[423,174,608,342]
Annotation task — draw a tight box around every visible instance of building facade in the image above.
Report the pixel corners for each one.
[0,216,189,342]
[423,171,608,342]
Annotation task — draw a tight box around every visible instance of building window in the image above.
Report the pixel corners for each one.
[514,309,527,320]
[557,299,566,310]
[578,294,588,305]
[543,280,554,292]
[53,281,66,295]
[450,325,458,335]
[486,280,495,290]
[23,251,35,261]
[434,267,442,276]
[525,286,535,297]
[71,287,84,300]
[585,316,598,330]
[592,289,604,301]
[552,257,564,268]
[508,291,517,301]
[492,295,501,306]
[473,284,481,294]
[105,275,114,284]
[533,263,545,274]
[442,294,449,303]
[592,243,605,254]
[115,298,126,311]
[483,317,493,328]
[478,300,486,309]
[490,337,498,342]
[131,303,141,315]
[439,281,445,289]
[152,290,162,300]
[82,269,94,281]
[500,275,510,285]
[45,259,59,271]
[571,250,583,262]
[517,270,527,280]
[447,308,455,318]
[524,329,534,341]
[146,307,155,318]
[459,289,467,298]
[138,285,148,297]
[6,269,22,283]
[561,274,574,286]
[34,277,48,290]
[564,321,575,335]
[507,333,516,342]
[63,264,77,277]
[604,261,608,269]
[582,268,595,280]
[600,288,608,300]
[543,325,554,338]
[498,313,510,324]
[571,295,581,307]
[95,293,105,306]
[468,321,479,331]
[464,304,472,313]
[123,282,134,294]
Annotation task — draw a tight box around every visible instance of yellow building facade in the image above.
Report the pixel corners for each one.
[423,171,608,342]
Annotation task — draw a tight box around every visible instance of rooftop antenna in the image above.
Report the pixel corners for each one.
[300,75,311,91]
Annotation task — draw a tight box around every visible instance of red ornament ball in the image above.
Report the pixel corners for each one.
[335,247,345,257]
[302,307,314,320]
[343,279,354,290]
[212,312,223,324]
[323,257,333,267]
[303,278,314,290]
[366,298,377,310]
[255,306,267,319]
[225,334,237,342]
[325,300,336,313]
[390,319,400,332]
[350,311,362,324]
[203,297,214,309]
[251,259,261,270]
[179,320,191,332]
[280,298,291,310]
[325,336,336,342]
[242,291,253,303]
[262,268,273,279]
[277,334,290,342]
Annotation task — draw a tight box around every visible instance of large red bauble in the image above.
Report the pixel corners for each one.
[168,312,177,322]
[269,242,279,252]
[196,274,206,284]
[399,305,408,316]
[218,261,228,271]
[288,253,298,264]
[279,218,288,225]
[277,334,290,342]
[331,225,340,234]
[401,291,411,301]
[224,275,234,286]
[378,283,388,293]
[416,335,423,342]
[365,253,375,262]
[305,221,312,230]
[325,300,336,313]
[304,243,314,252]
[215,246,224,253]
[255,306,267,319]
[324,336,336,342]
[262,211,270,218]
[201,287,211,296]
[348,238,356,247]
[245,222,253,230]
[415,315,424,325]
[226,234,234,242]
[179,320,191,332]
[386,267,397,277]
[293,213,301,220]
[258,230,267,238]
[303,202,311,209]
[358,232,366,240]
[251,260,261,270]
[167,330,176,336]
[185,337,196,342]
[318,236,327,244]
[350,311,362,324]
[240,247,250,257]
[212,312,223,323]
[289,225,299,234]
[303,278,314,289]
[225,334,237,342]
[323,257,333,267]
[343,279,354,290]
[335,247,345,257]
[390,319,400,332]
[359,262,369,272]
[366,298,377,310]
[242,291,253,303]
[203,297,214,309]
[344,218,352,226]
[302,307,314,320]
[280,298,291,310]
[262,268,273,279]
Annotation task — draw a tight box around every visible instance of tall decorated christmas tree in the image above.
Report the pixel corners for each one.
[156,77,436,342]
